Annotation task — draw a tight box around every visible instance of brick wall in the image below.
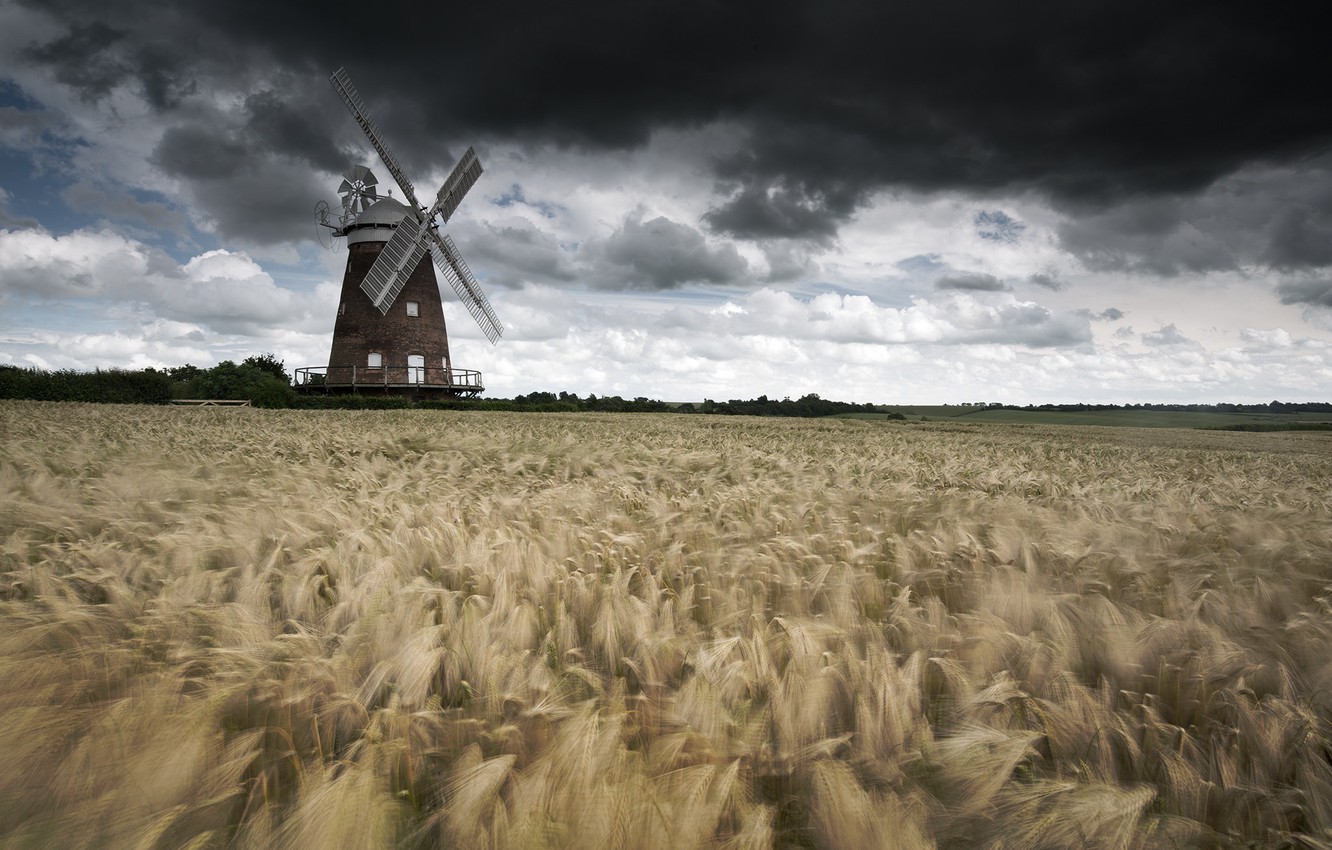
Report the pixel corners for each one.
[327,241,453,382]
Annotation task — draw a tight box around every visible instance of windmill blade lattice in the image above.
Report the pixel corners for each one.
[430,147,483,224]
[427,228,503,344]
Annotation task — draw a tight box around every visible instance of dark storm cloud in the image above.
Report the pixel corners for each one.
[1056,156,1332,276]
[760,242,819,282]
[154,126,247,180]
[1264,205,1332,271]
[703,129,878,240]
[133,43,196,110]
[594,215,748,290]
[190,164,332,245]
[1027,273,1063,291]
[22,22,129,101]
[145,80,354,242]
[1276,279,1332,309]
[704,182,849,242]
[22,20,196,109]
[153,119,334,242]
[453,218,578,289]
[1056,197,1237,276]
[935,273,1008,292]
[154,86,344,179]
[242,91,345,172]
[17,0,1332,247]
[1097,308,1125,321]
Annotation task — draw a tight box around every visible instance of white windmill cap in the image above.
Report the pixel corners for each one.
[347,197,412,245]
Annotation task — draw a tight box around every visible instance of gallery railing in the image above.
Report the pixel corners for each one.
[293,365,484,394]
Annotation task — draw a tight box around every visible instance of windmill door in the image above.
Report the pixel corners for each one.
[407,354,425,384]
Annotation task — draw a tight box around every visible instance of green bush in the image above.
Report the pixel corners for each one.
[187,361,294,408]
[0,365,173,404]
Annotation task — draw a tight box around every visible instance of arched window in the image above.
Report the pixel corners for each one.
[407,354,425,383]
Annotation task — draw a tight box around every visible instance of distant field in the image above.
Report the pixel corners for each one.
[3,402,1332,849]
[849,405,1332,429]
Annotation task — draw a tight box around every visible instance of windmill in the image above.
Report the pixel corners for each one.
[298,67,502,399]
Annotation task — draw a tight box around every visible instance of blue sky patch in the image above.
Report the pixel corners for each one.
[974,210,1025,244]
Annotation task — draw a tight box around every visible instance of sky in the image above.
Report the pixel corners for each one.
[1,0,1330,404]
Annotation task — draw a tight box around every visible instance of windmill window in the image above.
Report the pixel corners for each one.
[367,352,382,368]
[405,301,419,317]
[338,302,346,316]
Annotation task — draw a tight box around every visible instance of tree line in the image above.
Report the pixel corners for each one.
[1000,401,1332,414]
[5,359,1327,418]
[0,357,291,407]
[420,392,899,418]
[0,360,898,419]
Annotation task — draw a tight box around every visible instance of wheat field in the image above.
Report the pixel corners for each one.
[2,400,1331,849]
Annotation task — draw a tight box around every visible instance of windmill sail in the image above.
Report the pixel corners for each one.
[431,147,484,224]
[329,68,421,212]
[361,214,428,313]
[427,228,504,344]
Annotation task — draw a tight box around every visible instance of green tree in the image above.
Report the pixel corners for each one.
[241,353,290,384]
[167,364,204,382]
[190,361,293,408]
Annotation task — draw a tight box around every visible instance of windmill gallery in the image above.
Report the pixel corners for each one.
[295,68,504,400]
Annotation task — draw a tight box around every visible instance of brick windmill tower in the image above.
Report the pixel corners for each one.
[297,68,503,399]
